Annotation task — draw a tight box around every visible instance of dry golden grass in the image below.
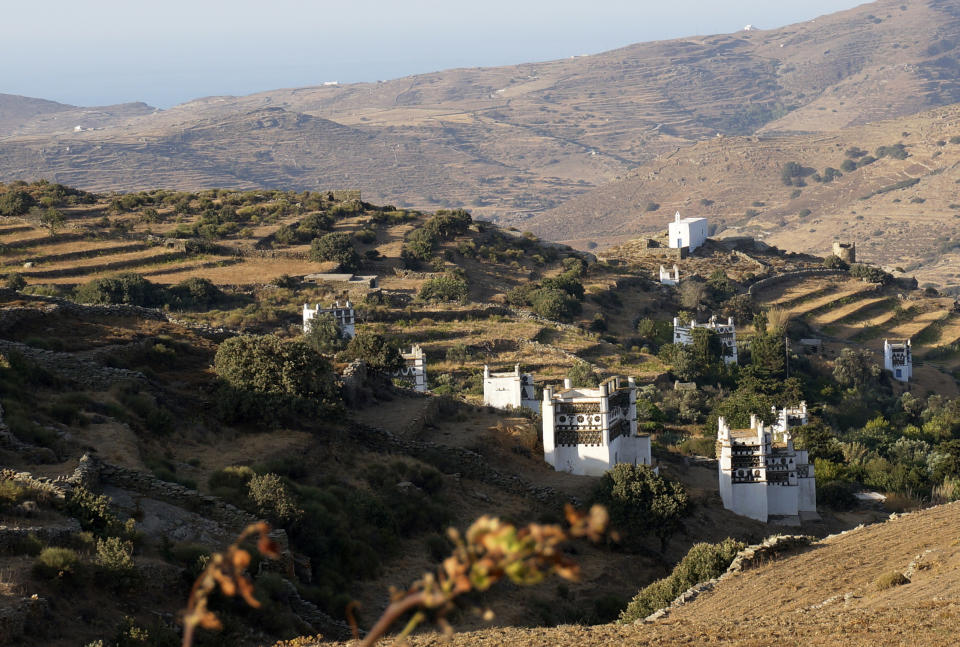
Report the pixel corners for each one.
[317,500,960,647]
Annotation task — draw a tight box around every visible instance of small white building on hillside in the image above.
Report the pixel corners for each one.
[542,376,651,477]
[302,301,356,339]
[771,402,808,434]
[668,212,708,253]
[659,264,679,286]
[718,414,817,524]
[483,365,538,412]
[393,345,427,393]
[884,339,912,383]
[673,315,738,364]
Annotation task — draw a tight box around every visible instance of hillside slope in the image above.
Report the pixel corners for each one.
[322,501,960,647]
[536,103,960,287]
[6,1,960,225]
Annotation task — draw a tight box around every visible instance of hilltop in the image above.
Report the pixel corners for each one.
[5,0,960,227]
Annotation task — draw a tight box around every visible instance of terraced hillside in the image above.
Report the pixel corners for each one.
[536,101,960,288]
[0,183,584,301]
[752,273,960,391]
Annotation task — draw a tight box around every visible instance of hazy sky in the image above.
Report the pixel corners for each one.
[3,0,869,108]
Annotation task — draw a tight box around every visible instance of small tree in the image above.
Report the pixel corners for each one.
[418,273,468,303]
[0,189,36,217]
[74,273,162,307]
[344,330,403,373]
[169,277,222,309]
[833,347,880,389]
[309,232,360,271]
[567,360,599,387]
[247,473,302,525]
[823,254,849,270]
[529,287,579,320]
[39,208,66,235]
[303,312,345,354]
[214,335,339,405]
[594,464,690,553]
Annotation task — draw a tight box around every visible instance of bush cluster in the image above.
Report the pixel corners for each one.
[618,538,745,623]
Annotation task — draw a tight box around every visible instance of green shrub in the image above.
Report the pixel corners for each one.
[529,287,580,320]
[33,547,80,580]
[817,480,857,509]
[0,189,36,216]
[419,274,468,303]
[594,464,691,552]
[309,233,360,271]
[343,330,403,372]
[303,313,346,354]
[168,277,222,309]
[875,143,908,160]
[74,273,162,307]
[567,360,599,387]
[214,335,339,405]
[619,538,745,623]
[248,473,303,525]
[3,272,26,290]
[823,254,849,270]
[355,228,377,244]
[95,536,136,578]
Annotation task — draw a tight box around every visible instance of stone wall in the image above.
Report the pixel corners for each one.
[0,288,168,322]
[0,338,147,389]
[20,251,187,280]
[97,462,277,540]
[641,534,813,623]
[0,288,240,341]
[747,269,847,295]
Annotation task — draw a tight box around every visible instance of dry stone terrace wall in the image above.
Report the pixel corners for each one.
[641,534,814,623]
[0,288,168,322]
[0,338,147,388]
[18,251,188,279]
[0,288,239,340]
[746,268,848,295]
